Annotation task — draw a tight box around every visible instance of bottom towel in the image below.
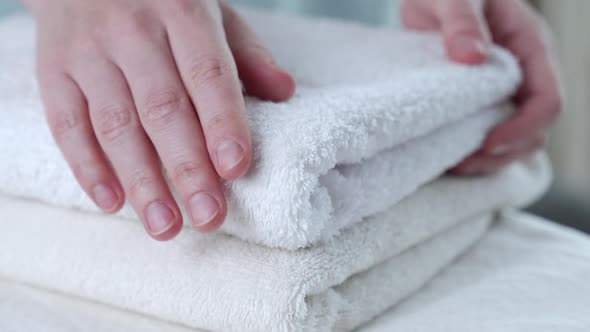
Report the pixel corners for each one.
[0,193,490,332]
[3,211,589,332]
[0,155,550,331]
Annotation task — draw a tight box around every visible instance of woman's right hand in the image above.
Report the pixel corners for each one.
[22,0,295,240]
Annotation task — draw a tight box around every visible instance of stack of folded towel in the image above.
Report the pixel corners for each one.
[0,8,550,332]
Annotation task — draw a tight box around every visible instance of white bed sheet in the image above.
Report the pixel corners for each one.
[1,210,589,332]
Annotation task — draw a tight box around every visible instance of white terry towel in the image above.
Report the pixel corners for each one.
[0,157,550,332]
[0,9,522,249]
[0,9,551,331]
[359,211,590,332]
[4,211,590,332]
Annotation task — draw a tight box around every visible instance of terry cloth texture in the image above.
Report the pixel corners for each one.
[0,8,552,332]
[0,9,522,249]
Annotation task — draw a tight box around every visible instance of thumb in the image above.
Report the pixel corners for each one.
[438,0,491,64]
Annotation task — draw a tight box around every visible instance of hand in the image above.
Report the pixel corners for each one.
[23,0,295,240]
[401,0,563,175]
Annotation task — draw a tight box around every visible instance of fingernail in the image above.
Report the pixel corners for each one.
[452,36,488,57]
[145,201,176,235]
[92,184,119,211]
[189,192,220,227]
[491,144,512,156]
[216,140,244,172]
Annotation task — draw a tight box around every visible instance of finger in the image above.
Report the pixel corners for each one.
[38,68,124,213]
[451,134,545,175]
[483,3,563,153]
[69,56,182,241]
[165,2,252,180]
[438,0,491,64]
[221,3,295,102]
[107,23,226,231]
[482,81,559,154]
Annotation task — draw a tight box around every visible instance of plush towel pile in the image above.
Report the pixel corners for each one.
[0,9,550,332]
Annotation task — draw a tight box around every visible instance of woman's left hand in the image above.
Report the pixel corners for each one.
[401,0,563,175]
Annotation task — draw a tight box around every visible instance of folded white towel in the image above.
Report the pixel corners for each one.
[0,9,551,331]
[0,155,550,331]
[0,10,521,249]
[4,211,590,332]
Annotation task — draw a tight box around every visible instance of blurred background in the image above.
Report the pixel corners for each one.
[1,0,588,230]
[528,0,590,232]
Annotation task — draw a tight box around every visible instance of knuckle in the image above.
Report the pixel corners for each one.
[167,0,197,13]
[235,42,272,62]
[204,110,239,134]
[127,173,157,198]
[141,90,190,128]
[187,56,232,89]
[47,110,81,142]
[117,9,158,38]
[172,161,207,185]
[94,104,135,142]
[70,37,101,60]
[247,43,269,56]
[87,23,110,46]
[70,159,102,184]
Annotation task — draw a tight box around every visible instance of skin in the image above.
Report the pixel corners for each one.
[22,0,561,241]
[22,0,295,241]
[401,0,563,175]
